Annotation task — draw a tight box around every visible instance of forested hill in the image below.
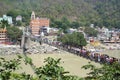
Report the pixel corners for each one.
[0,0,120,28]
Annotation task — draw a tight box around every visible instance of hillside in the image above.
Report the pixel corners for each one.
[0,0,120,28]
[0,0,97,18]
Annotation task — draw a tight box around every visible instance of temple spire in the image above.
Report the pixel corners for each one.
[31,11,35,20]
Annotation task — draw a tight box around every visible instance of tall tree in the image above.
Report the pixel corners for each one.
[76,32,87,50]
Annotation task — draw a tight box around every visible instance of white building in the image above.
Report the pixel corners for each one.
[67,28,77,34]
[16,15,22,21]
[97,27,111,40]
[0,15,13,24]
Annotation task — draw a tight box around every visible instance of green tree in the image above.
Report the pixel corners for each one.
[61,16,70,33]
[15,21,22,26]
[0,19,9,28]
[75,32,87,50]
[0,55,36,80]
[71,21,80,29]
[84,27,98,37]
[82,62,120,80]
[54,20,62,28]
[7,26,22,41]
[50,18,56,28]
[35,57,78,80]
[51,17,70,33]
[0,55,82,80]
[59,34,71,46]
[82,62,101,80]
[59,32,87,50]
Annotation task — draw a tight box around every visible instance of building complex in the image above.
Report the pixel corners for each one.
[0,27,9,43]
[30,11,50,36]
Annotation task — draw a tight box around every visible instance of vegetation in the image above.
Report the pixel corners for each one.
[0,19,9,28]
[0,0,120,28]
[58,32,87,50]
[0,20,22,42]
[6,10,31,26]
[35,57,79,80]
[0,55,120,80]
[50,17,70,33]
[7,26,22,41]
[0,55,35,80]
[84,27,98,37]
[0,56,80,80]
[51,16,81,33]
[82,62,120,80]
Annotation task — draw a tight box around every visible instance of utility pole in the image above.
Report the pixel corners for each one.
[21,27,26,54]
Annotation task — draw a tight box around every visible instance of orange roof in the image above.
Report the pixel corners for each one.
[30,18,50,27]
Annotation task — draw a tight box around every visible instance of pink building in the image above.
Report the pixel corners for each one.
[30,11,50,36]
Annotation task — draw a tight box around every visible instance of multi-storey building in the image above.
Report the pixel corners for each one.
[0,27,9,43]
[30,11,50,36]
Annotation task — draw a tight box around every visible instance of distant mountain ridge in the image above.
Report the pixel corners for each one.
[0,0,120,28]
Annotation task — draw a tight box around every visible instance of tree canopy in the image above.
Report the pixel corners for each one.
[82,62,120,80]
[58,32,87,49]
[0,55,36,80]
[0,0,120,28]
[84,27,98,37]
[0,19,9,28]
[0,55,120,80]
[0,56,80,80]
[7,26,22,41]
[35,57,78,80]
